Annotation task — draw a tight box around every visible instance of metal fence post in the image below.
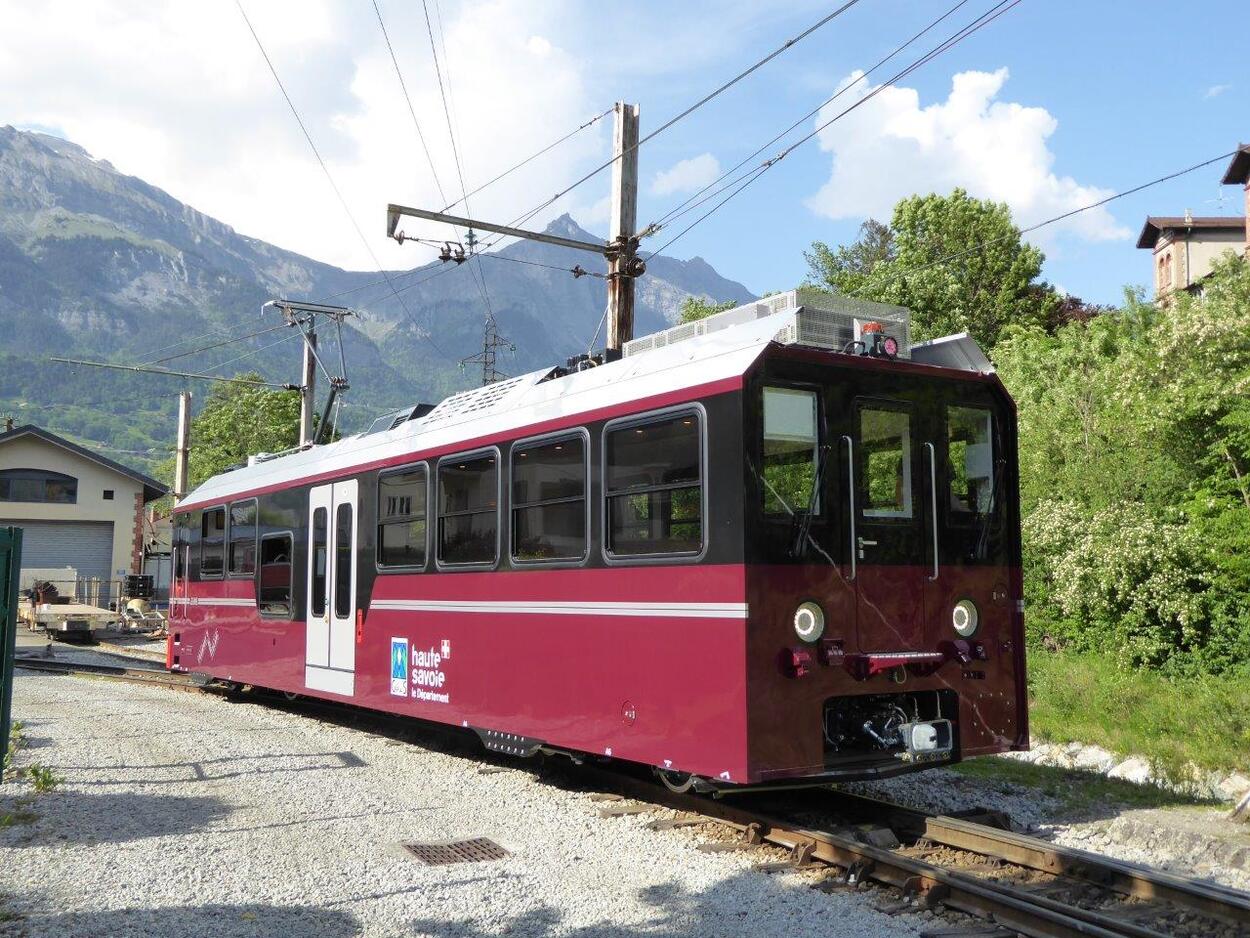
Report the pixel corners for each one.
[0,526,23,782]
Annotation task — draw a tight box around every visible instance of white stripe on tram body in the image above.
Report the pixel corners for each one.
[369,599,750,619]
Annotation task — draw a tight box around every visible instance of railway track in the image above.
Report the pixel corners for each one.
[14,654,1250,937]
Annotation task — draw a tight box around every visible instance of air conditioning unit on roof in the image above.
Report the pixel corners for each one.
[622,289,911,359]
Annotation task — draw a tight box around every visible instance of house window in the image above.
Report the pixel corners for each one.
[605,411,703,557]
[228,499,257,576]
[438,451,499,566]
[0,469,78,504]
[512,434,587,562]
[377,466,427,569]
[103,489,115,501]
[200,507,226,577]
[258,534,293,617]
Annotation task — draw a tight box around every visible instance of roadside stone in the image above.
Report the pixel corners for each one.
[1107,756,1153,785]
[1219,773,1250,802]
[1071,745,1117,774]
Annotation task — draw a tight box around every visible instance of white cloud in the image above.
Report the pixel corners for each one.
[0,0,606,271]
[651,153,721,196]
[1204,83,1231,99]
[805,68,1129,244]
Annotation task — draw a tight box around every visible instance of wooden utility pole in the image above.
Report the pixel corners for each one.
[173,390,192,502]
[299,328,317,447]
[386,100,645,358]
[607,102,640,353]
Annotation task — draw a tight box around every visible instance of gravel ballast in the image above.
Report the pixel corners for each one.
[0,671,932,938]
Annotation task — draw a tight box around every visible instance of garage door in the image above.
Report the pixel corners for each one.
[0,520,114,598]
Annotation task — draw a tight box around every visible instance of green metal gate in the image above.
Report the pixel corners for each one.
[0,526,23,782]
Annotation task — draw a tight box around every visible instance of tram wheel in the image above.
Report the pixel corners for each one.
[282,690,300,701]
[656,768,697,793]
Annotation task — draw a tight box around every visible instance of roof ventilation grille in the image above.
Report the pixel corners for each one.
[623,289,911,359]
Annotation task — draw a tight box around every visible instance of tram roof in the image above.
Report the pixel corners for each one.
[178,309,799,510]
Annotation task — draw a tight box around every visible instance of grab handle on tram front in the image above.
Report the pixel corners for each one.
[924,441,939,582]
[841,434,856,581]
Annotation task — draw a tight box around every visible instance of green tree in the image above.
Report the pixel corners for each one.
[678,296,736,324]
[803,218,895,289]
[158,374,303,491]
[806,189,1057,349]
[996,254,1250,673]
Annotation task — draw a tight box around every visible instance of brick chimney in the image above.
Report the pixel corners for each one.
[3,416,13,433]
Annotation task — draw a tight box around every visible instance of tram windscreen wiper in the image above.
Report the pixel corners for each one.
[791,443,831,560]
[973,456,1006,560]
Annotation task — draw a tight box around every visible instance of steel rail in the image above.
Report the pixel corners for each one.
[605,777,1173,938]
[920,814,1250,928]
[12,655,208,690]
[796,788,1250,928]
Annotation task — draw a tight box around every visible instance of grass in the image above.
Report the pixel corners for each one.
[1026,650,1250,782]
[27,765,61,794]
[950,756,1207,816]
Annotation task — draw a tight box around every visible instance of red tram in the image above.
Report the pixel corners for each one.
[169,291,1027,791]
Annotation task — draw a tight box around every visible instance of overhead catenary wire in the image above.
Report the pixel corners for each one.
[235,0,450,362]
[440,106,613,214]
[144,322,289,367]
[483,0,866,246]
[856,148,1244,292]
[642,0,1022,259]
[645,0,973,234]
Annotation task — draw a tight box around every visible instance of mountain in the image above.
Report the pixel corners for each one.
[0,126,754,472]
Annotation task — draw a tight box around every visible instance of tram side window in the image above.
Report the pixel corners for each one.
[438,452,498,566]
[762,387,819,515]
[378,467,427,568]
[859,406,912,520]
[258,534,293,617]
[334,503,353,618]
[311,507,328,617]
[512,435,586,562]
[605,412,702,557]
[200,507,226,577]
[228,499,257,576]
[947,406,994,517]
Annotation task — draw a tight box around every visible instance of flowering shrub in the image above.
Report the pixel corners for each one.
[1024,500,1212,669]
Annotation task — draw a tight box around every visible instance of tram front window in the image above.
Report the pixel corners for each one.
[947,406,994,517]
[762,386,819,515]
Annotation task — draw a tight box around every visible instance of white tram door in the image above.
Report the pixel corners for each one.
[305,480,358,696]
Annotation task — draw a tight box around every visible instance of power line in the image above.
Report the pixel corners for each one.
[475,251,605,278]
[235,0,451,362]
[642,0,1022,259]
[440,107,613,213]
[49,357,293,389]
[372,0,449,206]
[645,0,973,234]
[493,0,865,240]
[857,148,1243,292]
[145,322,288,367]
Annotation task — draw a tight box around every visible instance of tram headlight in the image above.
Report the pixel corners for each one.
[952,599,979,638]
[793,601,825,643]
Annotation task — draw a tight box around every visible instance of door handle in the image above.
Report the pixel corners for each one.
[925,441,939,581]
[841,435,856,581]
[856,536,877,560]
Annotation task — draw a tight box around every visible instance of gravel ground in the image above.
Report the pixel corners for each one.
[0,670,933,938]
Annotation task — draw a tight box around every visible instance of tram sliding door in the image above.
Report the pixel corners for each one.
[304,480,358,696]
[852,399,927,649]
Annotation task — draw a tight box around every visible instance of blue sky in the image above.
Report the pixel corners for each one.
[1,0,1246,306]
